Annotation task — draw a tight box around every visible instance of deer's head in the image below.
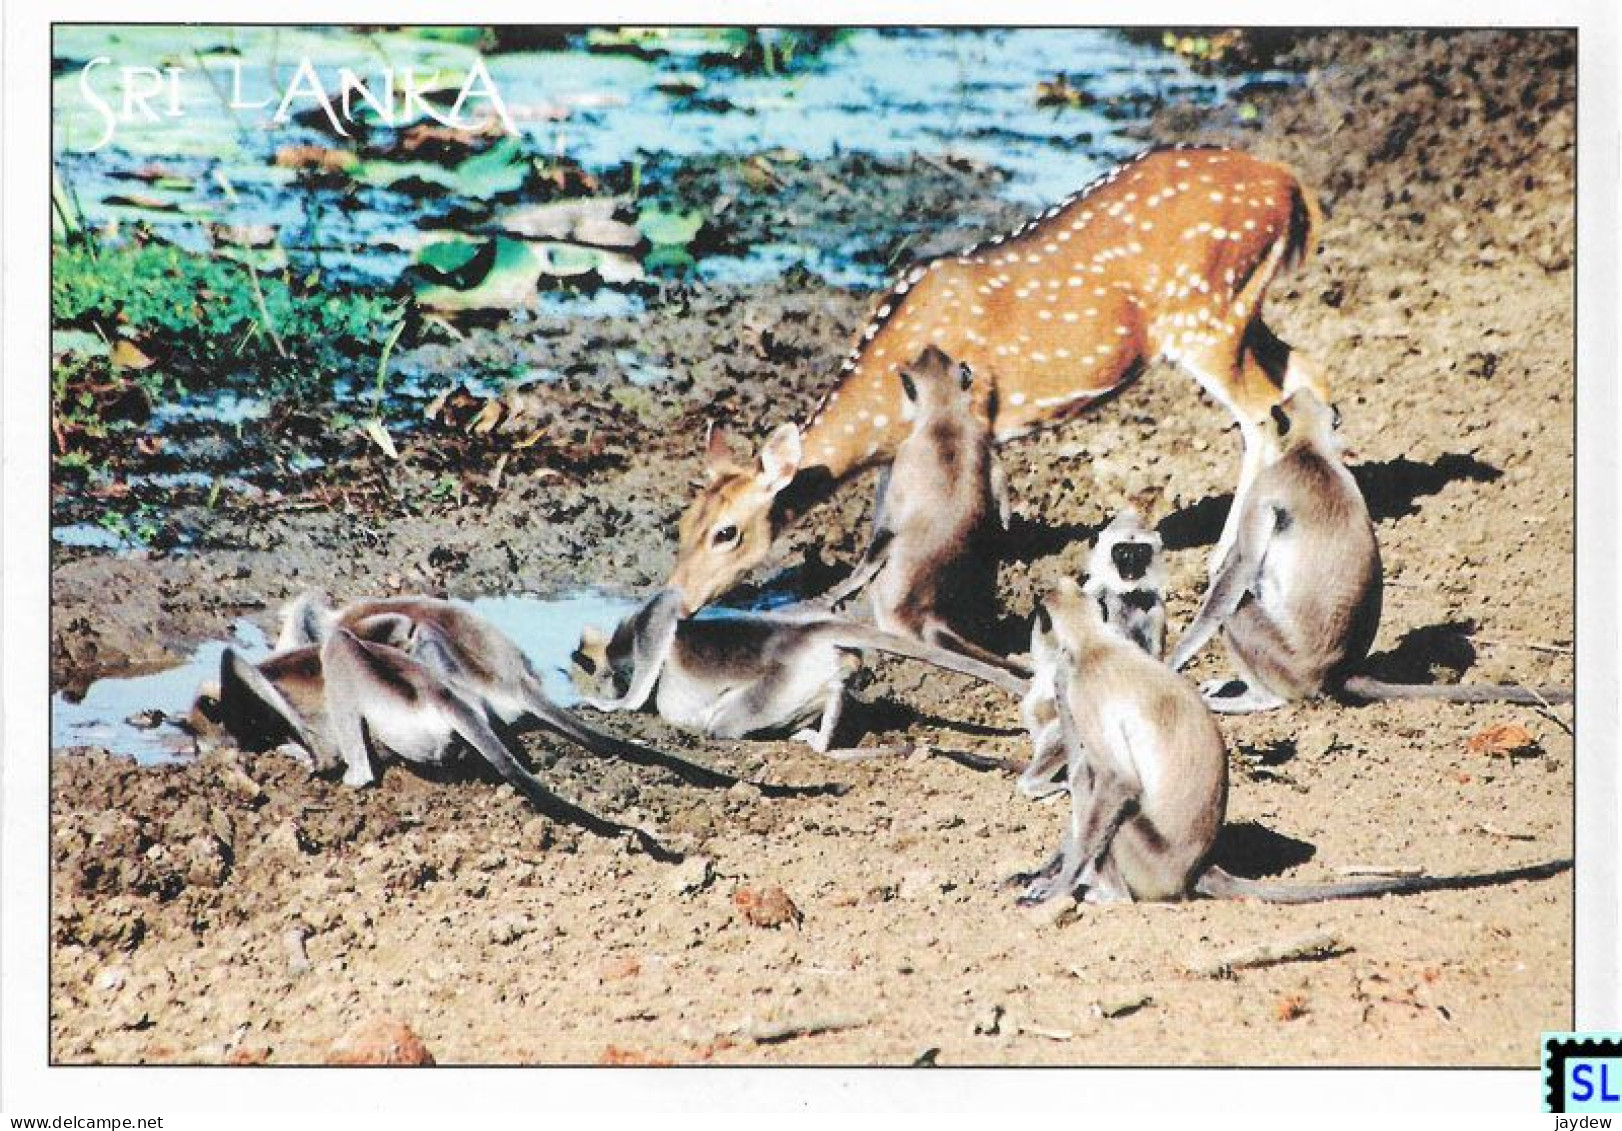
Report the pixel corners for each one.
[669,421,802,615]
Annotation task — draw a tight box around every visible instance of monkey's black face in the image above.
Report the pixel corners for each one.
[1111,540,1155,583]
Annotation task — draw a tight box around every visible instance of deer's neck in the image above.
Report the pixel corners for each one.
[796,364,913,482]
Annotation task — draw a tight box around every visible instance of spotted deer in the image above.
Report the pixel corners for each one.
[671,145,1329,615]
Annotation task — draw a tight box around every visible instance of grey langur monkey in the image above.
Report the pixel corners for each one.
[1168,388,1572,713]
[1010,578,1571,905]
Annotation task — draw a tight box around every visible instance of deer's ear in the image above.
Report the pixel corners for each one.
[757,423,802,492]
[704,421,739,476]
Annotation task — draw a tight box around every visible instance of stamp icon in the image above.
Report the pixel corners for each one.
[1544,1034,1622,1113]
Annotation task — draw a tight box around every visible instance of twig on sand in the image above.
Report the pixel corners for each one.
[1014,1020,1075,1041]
[1470,637,1572,656]
[1189,931,1348,979]
[244,263,288,359]
[821,743,917,762]
[1524,686,1574,737]
[724,1014,868,1045]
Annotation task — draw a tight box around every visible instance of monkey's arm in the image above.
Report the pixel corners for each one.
[808,527,893,612]
[275,590,335,652]
[320,630,383,788]
[989,454,1012,531]
[430,677,678,860]
[1017,691,1138,905]
[1015,727,1068,799]
[218,649,326,767]
[1168,504,1274,672]
[581,589,683,712]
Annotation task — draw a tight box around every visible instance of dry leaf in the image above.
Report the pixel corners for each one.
[1465,722,1541,758]
[359,418,399,461]
[111,340,155,370]
[274,145,359,174]
[1274,993,1310,1022]
[469,400,505,436]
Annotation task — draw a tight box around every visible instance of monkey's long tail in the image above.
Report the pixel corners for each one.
[1341,675,1573,705]
[1195,858,1571,904]
[521,676,830,799]
[825,622,1031,697]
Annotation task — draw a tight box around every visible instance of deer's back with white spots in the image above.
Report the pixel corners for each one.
[801,145,1319,471]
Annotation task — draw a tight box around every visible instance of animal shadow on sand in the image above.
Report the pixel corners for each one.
[1357,620,1481,683]
[1155,452,1502,551]
[861,694,1026,742]
[1209,821,1318,880]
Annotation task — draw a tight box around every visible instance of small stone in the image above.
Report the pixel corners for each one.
[96,965,129,993]
[485,915,532,946]
[284,927,311,975]
[598,955,642,982]
[726,781,763,803]
[1094,993,1152,1019]
[732,884,802,929]
[972,1004,1005,1036]
[327,1015,435,1066]
[668,855,714,898]
[1021,897,1078,929]
[899,869,937,901]
[183,835,230,888]
[267,819,314,857]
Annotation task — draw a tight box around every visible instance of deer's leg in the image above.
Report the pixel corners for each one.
[1247,319,1331,405]
[1186,340,1288,576]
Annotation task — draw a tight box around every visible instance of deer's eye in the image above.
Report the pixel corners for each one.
[712,524,740,547]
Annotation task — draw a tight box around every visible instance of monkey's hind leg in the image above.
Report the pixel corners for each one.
[793,673,914,761]
[1079,853,1134,904]
[1014,734,1068,800]
[1200,679,1289,715]
[1199,605,1302,714]
[1016,766,1137,906]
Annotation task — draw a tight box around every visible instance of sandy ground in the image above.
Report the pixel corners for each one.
[48,30,1576,1066]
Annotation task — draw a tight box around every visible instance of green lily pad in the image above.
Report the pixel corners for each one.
[413,237,542,311]
[416,237,497,285]
[353,136,529,199]
[412,235,643,311]
[643,244,696,272]
[52,329,111,359]
[636,204,704,247]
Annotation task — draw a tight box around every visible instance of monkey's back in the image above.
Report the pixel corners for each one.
[1070,641,1227,898]
[874,407,1001,634]
[1244,447,1382,691]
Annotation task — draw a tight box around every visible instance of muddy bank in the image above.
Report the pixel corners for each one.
[51,29,1574,1065]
